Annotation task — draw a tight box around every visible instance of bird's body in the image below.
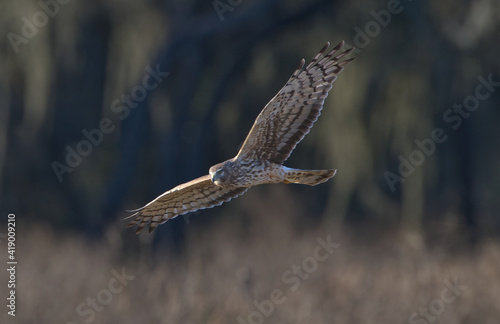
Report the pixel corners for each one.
[126,41,355,233]
[209,158,335,188]
[210,159,286,188]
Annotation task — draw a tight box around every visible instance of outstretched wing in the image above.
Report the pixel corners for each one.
[235,41,355,164]
[126,175,248,233]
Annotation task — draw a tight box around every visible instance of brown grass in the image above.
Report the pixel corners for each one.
[2,191,500,323]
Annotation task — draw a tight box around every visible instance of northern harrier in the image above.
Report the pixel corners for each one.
[127,41,355,233]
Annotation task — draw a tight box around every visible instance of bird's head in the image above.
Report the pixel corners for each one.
[209,161,235,188]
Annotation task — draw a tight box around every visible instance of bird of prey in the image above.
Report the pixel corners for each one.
[126,41,355,233]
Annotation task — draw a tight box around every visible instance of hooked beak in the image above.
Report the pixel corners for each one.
[210,171,220,182]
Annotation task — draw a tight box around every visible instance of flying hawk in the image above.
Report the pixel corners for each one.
[126,41,355,233]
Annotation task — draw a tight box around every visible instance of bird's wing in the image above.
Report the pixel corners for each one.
[235,41,355,164]
[126,175,248,233]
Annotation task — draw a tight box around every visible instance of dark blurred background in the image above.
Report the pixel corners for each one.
[1,0,500,323]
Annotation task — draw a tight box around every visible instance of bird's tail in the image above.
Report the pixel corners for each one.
[283,168,337,186]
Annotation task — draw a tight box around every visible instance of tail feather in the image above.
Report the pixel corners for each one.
[283,168,337,186]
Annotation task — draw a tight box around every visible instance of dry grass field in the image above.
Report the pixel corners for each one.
[2,190,499,324]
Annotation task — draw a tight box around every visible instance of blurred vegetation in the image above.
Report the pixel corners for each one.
[1,212,500,323]
[1,0,499,240]
[0,0,500,321]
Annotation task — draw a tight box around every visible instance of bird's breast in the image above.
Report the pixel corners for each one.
[232,161,285,187]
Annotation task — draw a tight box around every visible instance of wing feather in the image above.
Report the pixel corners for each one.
[126,175,248,233]
[235,41,355,164]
